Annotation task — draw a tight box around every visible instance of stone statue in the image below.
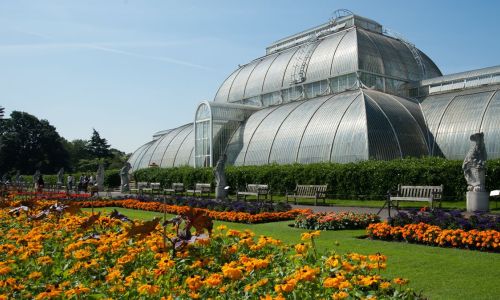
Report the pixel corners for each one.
[96,164,105,192]
[120,162,132,193]
[214,154,228,201]
[462,132,487,192]
[15,171,21,185]
[57,168,64,185]
[33,170,40,187]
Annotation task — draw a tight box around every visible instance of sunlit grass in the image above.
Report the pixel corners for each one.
[84,207,500,300]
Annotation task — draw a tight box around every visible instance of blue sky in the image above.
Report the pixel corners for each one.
[1,0,499,153]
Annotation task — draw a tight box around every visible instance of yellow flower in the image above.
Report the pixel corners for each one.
[0,267,11,276]
[221,263,243,280]
[137,284,160,295]
[28,271,43,280]
[226,229,242,237]
[294,243,308,254]
[204,273,223,286]
[379,281,391,289]
[186,275,203,291]
[324,275,347,289]
[332,291,349,300]
[64,285,90,297]
[72,248,91,260]
[301,230,321,241]
[274,279,297,293]
[393,277,409,285]
[326,255,340,268]
[105,268,122,282]
[217,225,227,231]
[35,284,62,300]
[37,256,53,266]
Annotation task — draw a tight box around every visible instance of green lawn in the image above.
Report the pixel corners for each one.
[84,207,500,300]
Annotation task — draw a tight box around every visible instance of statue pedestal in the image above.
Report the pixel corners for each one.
[466,191,489,212]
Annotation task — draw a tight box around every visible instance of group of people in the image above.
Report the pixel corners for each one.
[66,174,97,193]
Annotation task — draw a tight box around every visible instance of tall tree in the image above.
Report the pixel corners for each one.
[62,138,89,171]
[0,111,70,174]
[86,129,112,159]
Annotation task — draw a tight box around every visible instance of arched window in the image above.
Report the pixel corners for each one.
[194,103,212,167]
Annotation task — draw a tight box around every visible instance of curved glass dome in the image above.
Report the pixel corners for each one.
[214,16,441,107]
[128,13,500,173]
[225,88,429,166]
[421,85,500,160]
[129,124,194,172]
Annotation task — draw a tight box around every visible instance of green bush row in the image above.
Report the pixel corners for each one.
[133,157,500,201]
[19,169,121,188]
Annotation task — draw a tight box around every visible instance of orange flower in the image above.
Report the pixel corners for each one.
[393,277,409,285]
[301,230,321,240]
[137,284,160,295]
[332,291,349,300]
[221,263,243,280]
[204,273,223,286]
[294,243,308,254]
[186,275,203,291]
[64,285,90,297]
[37,256,53,266]
[28,271,43,280]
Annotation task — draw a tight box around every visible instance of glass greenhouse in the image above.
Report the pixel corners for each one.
[128,13,500,171]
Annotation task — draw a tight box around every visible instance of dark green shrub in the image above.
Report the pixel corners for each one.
[132,157,500,201]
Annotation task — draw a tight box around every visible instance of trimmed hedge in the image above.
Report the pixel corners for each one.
[19,169,121,187]
[133,158,500,201]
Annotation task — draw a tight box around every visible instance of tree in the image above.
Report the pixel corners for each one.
[86,129,112,159]
[62,138,89,171]
[0,111,70,174]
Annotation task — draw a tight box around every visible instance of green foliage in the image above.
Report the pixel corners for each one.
[86,128,112,158]
[134,157,500,200]
[0,111,70,174]
[63,132,128,172]
[104,169,120,187]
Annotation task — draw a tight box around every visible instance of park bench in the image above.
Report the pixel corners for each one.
[286,184,328,205]
[141,182,162,195]
[130,182,148,194]
[186,183,211,198]
[379,185,444,216]
[164,183,185,196]
[237,184,271,201]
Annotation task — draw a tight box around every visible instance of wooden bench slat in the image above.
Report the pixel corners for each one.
[390,184,443,210]
[237,184,271,201]
[287,184,328,206]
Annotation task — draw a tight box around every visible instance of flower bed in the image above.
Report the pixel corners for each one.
[390,209,500,231]
[9,191,91,201]
[75,199,310,224]
[116,194,293,214]
[367,222,500,252]
[0,207,423,299]
[294,211,380,230]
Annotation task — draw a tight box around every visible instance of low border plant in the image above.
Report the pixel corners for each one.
[390,208,500,231]
[294,212,380,230]
[367,222,499,252]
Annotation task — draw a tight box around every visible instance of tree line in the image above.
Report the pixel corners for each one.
[0,108,128,176]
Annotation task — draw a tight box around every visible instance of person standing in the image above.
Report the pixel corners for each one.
[67,174,74,192]
[78,174,85,193]
[37,174,45,192]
